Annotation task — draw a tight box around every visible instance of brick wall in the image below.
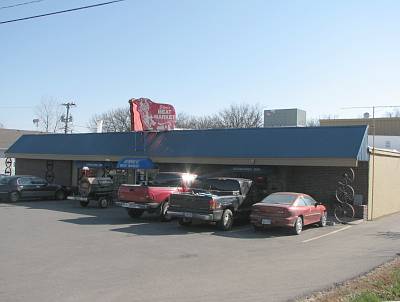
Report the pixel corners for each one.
[15,158,73,186]
[158,162,369,217]
[286,162,369,207]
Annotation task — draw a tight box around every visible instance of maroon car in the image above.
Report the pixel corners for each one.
[250,192,327,235]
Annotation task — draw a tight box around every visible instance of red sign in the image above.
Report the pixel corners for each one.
[129,98,176,131]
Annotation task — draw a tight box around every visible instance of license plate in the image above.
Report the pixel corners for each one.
[184,212,193,218]
[261,218,271,225]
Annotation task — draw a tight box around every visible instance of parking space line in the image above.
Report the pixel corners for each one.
[302,226,352,243]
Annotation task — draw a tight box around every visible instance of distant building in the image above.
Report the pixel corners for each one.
[320,117,400,136]
[0,128,41,175]
[264,108,306,127]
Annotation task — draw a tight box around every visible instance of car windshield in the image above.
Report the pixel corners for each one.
[261,194,297,205]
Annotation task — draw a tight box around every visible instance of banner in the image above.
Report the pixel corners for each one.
[129,98,176,131]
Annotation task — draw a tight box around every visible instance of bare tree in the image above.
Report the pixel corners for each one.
[0,121,4,128]
[35,97,63,133]
[176,112,220,129]
[385,109,400,117]
[306,118,320,127]
[92,103,263,132]
[88,107,131,132]
[216,103,263,128]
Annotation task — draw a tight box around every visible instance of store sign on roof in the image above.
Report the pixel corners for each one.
[129,98,176,131]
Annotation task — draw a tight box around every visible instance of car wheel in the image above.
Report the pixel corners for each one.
[178,218,192,226]
[293,217,303,235]
[127,208,144,218]
[160,201,171,222]
[98,197,108,209]
[55,190,66,200]
[80,201,89,207]
[9,191,20,203]
[217,209,233,231]
[319,211,327,227]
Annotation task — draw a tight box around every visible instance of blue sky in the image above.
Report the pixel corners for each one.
[1,0,400,131]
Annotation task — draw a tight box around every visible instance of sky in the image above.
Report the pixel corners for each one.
[1,0,400,132]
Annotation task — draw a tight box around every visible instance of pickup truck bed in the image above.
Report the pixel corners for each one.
[168,178,255,231]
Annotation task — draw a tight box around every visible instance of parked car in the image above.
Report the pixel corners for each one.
[115,172,196,221]
[250,192,327,235]
[0,175,67,202]
[67,177,114,208]
[167,177,255,231]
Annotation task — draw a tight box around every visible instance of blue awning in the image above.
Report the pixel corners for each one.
[117,158,154,169]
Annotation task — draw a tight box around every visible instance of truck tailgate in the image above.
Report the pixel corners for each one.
[118,185,149,203]
[169,193,211,211]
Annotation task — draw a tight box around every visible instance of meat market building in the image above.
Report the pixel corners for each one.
[5,125,400,220]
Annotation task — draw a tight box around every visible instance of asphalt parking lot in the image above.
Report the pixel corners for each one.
[1,200,399,302]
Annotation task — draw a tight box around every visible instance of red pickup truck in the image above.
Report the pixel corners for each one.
[115,172,196,221]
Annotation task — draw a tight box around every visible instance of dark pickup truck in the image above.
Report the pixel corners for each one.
[167,177,256,231]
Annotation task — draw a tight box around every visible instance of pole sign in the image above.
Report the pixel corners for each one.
[129,98,176,131]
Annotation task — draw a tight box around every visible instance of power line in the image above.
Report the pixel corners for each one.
[0,0,126,25]
[0,0,45,10]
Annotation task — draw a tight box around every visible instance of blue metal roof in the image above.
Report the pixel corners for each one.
[6,125,369,161]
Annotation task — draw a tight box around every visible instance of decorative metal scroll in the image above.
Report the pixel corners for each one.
[334,168,356,223]
[45,160,55,183]
[4,158,12,176]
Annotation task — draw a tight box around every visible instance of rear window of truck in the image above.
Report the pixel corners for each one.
[152,173,182,187]
[191,179,241,193]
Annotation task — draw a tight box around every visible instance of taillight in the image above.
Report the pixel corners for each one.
[209,199,220,210]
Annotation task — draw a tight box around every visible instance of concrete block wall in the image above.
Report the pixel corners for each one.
[15,158,73,186]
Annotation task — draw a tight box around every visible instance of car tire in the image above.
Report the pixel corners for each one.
[9,191,20,203]
[80,201,89,207]
[178,218,192,226]
[55,190,66,201]
[127,208,144,218]
[319,211,327,227]
[293,217,303,235]
[217,209,233,231]
[160,201,171,222]
[98,197,109,209]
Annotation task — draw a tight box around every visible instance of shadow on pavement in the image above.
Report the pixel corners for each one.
[3,200,307,239]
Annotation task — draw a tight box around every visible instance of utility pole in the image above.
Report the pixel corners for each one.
[342,105,400,221]
[61,102,76,134]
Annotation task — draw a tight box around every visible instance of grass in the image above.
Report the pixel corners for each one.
[349,267,400,302]
[298,257,400,302]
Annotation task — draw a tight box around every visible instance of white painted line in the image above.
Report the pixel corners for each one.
[302,226,352,243]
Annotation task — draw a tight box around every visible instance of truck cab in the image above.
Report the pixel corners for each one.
[115,172,196,221]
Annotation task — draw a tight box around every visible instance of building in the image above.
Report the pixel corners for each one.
[264,108,306,127]
[6,125,400,220]
[0,128,41,175]
[320,117,400,136]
